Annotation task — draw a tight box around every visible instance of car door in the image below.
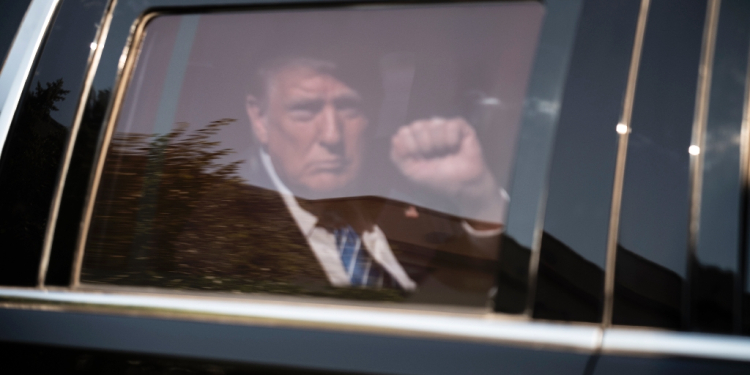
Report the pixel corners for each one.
[2,0,749,374]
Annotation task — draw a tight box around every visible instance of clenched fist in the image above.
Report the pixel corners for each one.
[390,117,504,224]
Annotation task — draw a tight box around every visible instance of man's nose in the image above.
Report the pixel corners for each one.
[319,103,342,146]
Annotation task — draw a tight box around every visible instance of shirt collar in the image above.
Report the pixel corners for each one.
[259,149,318,236]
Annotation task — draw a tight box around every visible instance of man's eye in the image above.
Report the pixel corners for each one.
[288,102,323,120]
[289,109,317,120]
[338,107,363,119]
[335,99,363,119]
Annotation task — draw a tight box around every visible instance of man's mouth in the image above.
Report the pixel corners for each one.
[310,159,349,173]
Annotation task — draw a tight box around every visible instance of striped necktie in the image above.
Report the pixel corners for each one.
[333,225,386,287]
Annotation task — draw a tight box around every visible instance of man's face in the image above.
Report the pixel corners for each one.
[249,65,368,196]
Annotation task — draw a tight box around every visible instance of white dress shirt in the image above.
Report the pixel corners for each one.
[260,151,417,290]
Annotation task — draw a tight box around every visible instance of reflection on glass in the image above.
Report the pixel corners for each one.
[0,79,69,286]
[613,0,706,329]
[82,3,543,307]
[530,0,642,322]
[0,0,108,286]
[692,0,750,334]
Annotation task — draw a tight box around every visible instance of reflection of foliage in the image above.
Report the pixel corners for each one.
[28,79,70,117]
[86,119,242,274]
[0,79,69,285]
[45,87,112,286]
[130,119,244,270]
[83,119,404,301]
[78,87,111,160]
[19,79,70,187]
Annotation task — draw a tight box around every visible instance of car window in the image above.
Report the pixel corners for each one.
[692,0,750,334]
[78,3,543,307]
[530,0,641,322]
[0,0,108,286]
[613,0,707,330]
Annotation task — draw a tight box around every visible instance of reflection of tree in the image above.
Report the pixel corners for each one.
[134,120,243,272]
[44,87,112,285]
[86,119,242,275]
[83,120,404,301]
[0,79,69,285]
[27,79,70,118]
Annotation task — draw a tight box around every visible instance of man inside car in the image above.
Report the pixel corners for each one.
[241,57,506,293]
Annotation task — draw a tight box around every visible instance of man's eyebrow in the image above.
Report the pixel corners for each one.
[285,97,325,110]
[333,91,362,104]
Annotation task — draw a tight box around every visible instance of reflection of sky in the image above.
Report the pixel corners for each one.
[616,0,706,277]
[543,0,750,292]
[542,0,742,281]
[698,0,750,283]
[501,0,583,249]
[540,0,640,269]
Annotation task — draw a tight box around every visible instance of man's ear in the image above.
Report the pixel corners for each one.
[246,94,268,144]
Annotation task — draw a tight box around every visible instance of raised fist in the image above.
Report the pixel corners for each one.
[390,117,503,225]
[390,117,489,195]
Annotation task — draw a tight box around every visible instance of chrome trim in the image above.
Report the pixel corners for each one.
[523,184,547,316]
[523,188,546,316]
[3,287,750,362]
[686,0,720,328]
[0,288,601,351]
[37,0,118,287]
[71,9,157,287]
[520,0,586,317]
[602,328,750,362]
[0,0,59,157]
[602,0,651,327]
[741,12,750,335]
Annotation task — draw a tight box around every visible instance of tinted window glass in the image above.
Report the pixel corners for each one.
[613,0,706,329]
[531,0,641,323]
[692,0,750,334]
[80,4,543,307]
[0,0,107,286]
[492,0,585,314]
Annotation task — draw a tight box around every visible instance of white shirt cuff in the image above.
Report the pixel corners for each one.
[461,220,503,237]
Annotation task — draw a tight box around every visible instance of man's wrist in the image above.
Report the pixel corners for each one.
[461,219,503,237]
[456,171,504,221]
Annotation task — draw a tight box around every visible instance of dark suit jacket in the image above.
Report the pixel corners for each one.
[84,174,499,307]
[80,129,499,307]
[166,179,501,307]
